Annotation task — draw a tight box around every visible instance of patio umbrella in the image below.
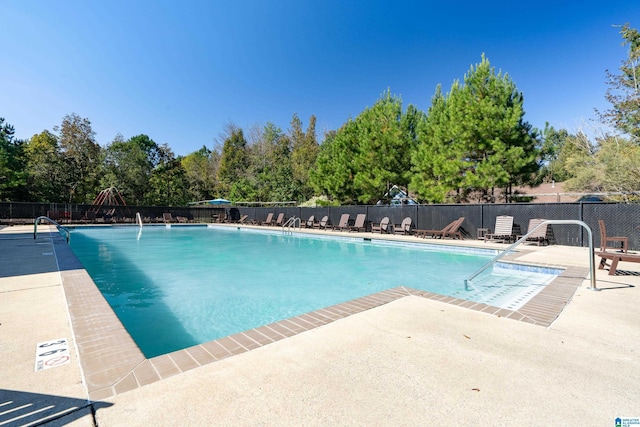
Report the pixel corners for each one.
[209,198,231,205]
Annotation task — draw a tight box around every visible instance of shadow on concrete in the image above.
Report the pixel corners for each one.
[0,389,112,426]
[0,232,83,278]
[596,281,636,290]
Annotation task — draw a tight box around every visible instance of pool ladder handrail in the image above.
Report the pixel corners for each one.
[34,216,71,243]
[464,220,597,291]
[282,216,301,234]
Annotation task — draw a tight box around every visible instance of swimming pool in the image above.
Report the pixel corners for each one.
[69,225,559,358]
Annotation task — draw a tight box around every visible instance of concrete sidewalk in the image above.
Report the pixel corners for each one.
[95,284,640,426]
[1,225,639,426]
[1,226,97,426]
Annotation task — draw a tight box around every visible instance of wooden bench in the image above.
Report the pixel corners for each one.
[596,251,640,275]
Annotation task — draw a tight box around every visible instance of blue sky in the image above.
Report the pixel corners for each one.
[2,1,639,155]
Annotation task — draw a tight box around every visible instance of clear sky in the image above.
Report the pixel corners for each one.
[2,1,639,156]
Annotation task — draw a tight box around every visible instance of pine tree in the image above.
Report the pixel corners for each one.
[410,56,539,203]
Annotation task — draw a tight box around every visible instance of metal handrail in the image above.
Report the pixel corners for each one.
[465,220,597,291]
[34,216,71,243]
[282,216,301,234]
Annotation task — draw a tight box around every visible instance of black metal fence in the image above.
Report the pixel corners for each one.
[233,202,640,250]
[0,202,222,225]
[1,201,639,250]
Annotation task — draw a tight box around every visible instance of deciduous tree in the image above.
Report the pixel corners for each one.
[102,134,164,204]
[534,124,571,184]
[56,113,102,202]
[181,146,219,202]
[25,130,64,202]
[145,145,190,206]
[599,23,640,141]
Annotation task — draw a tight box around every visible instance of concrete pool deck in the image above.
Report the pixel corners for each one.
[1,224,639,426]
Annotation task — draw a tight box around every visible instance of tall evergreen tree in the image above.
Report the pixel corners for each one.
[411,56,539,203]
[0,118,28,201]
[352,90,418,204]
[217,126,250,201]
[290,113,319,201]
[309,122,360,204]
[263,122,295,202]
[310,91,421,204]
[410,85,467,202]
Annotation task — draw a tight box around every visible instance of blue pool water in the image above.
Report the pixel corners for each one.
[69,225,559,357]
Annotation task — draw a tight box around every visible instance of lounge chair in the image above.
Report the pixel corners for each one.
[163,213,176,223]
[232,214,248,224]
[517,218,549,246]
[415,217,464,239]
[371,217,390,234]
[596,251,640,275]
[598,219,628,253]
[349,214,367,232]
[333,214,350,231]
[442,217,465,239]
[315,215,330,230]
[393,217,412,235]
[301,215,315,228]
[260,212,274,226]
[484,215,516,243]
[274,213,285,226]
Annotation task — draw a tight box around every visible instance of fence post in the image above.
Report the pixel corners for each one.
[580,202,584,247]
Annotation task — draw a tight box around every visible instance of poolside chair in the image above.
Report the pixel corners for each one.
[260,212,274,226]
[301,215,315,228]
[333,214,351,231]
[442,217,465,239]
[415,217,460,239]
[598,219,628,253]
[596,251,640,275]
[233,214,248,224]
[517,218,549,246]
[484,215,516,243]
[371,217,390,234]
[163,213,176,223]
[274,213,285,226]
[393,217,412,235]
[315,215,330,230]
[349,214,368,232]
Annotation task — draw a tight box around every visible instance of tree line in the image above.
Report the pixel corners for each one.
[1,24,639,206]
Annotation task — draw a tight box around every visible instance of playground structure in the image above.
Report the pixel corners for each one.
[92,187,127,208]
[87,187,131,220]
